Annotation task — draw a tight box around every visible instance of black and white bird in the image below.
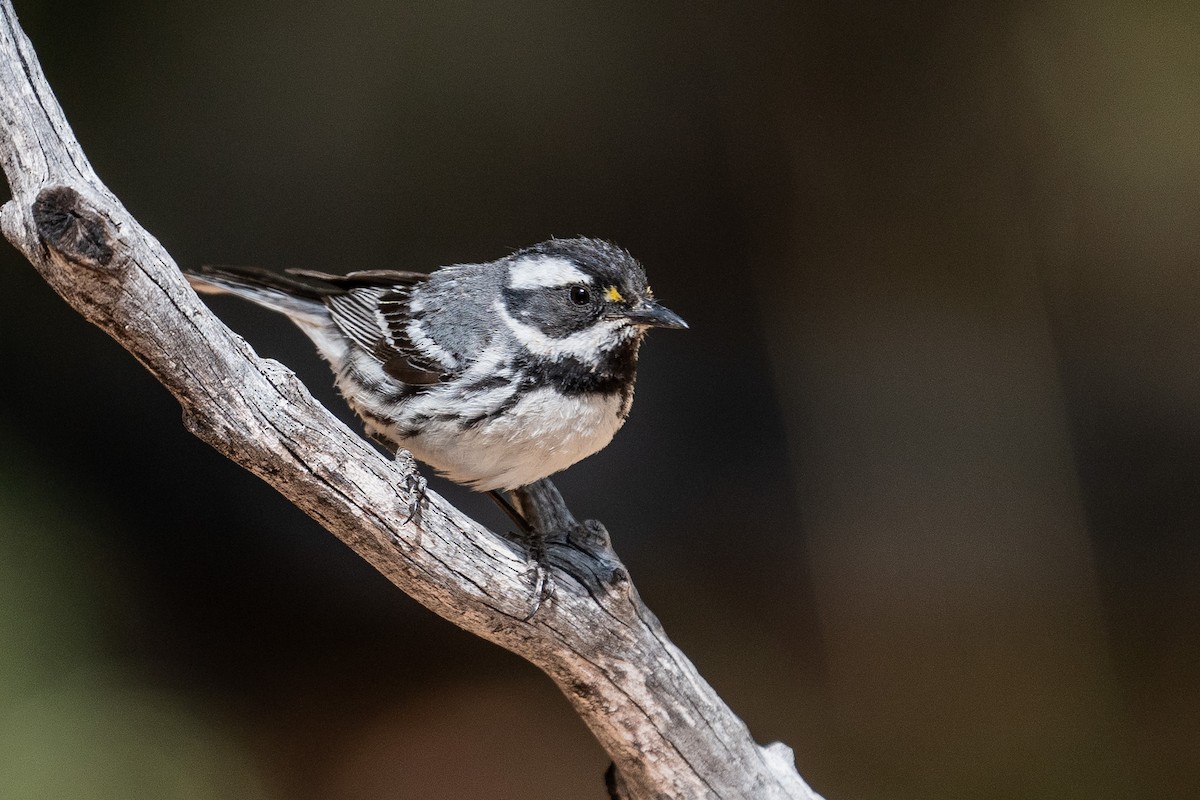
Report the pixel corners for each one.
[186,238,686,510]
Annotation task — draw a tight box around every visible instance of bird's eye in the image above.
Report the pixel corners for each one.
[569,285,591,306]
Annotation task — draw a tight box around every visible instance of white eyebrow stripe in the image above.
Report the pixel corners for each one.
[507,256,589,290]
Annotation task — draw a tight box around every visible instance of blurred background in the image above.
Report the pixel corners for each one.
[1,0,1197,797]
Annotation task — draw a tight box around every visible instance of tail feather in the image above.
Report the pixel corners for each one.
[185,265,332,325]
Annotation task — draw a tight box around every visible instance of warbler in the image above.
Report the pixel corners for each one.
[186,238,686,508]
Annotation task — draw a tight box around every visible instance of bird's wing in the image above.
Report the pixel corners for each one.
[197,266,450,386]
[323,283,453,387]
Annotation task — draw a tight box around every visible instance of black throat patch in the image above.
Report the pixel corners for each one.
[514,336,642,399]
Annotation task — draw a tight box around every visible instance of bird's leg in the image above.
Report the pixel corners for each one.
[487,489,533,533]
[487,489,551,619]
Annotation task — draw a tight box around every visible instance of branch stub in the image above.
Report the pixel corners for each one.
[32,185,119,269]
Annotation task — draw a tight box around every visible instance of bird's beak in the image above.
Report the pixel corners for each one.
[620,299,688,330]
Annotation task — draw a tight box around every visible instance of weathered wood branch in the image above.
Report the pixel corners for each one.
[0,3,821,798]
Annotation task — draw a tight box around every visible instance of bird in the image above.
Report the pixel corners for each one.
[185,237,686,524]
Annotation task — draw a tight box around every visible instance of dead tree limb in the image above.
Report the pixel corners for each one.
[0,3,821,798]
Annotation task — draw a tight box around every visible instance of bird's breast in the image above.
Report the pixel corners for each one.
[397,386,629,491]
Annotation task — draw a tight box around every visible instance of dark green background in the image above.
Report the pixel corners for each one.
[1,1,1196,798]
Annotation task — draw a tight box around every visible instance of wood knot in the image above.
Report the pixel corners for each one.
[32,186,118,269]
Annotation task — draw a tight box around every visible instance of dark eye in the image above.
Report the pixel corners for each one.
[569,285,591,306]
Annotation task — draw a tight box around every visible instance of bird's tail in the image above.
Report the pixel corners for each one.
[185,265,331,327]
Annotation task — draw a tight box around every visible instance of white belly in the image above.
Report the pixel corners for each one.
[395,387,628,491]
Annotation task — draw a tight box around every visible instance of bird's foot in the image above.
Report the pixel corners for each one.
[396,449,427,524]
[486,490,555,619]
[520,531,555,621]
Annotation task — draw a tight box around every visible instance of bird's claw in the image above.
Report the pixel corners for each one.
[518,520,558,620]
[396,449,427,525]
[522,556,553,621]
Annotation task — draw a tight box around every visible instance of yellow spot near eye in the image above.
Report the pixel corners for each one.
[604,286,624,303]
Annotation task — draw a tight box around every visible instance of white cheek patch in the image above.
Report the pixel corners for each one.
[495,300,634,362]
[507,256,588,290]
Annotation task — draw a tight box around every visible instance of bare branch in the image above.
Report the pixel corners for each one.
[0,3,821,798]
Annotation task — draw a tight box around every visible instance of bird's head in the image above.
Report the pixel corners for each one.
[497,237,686,364]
